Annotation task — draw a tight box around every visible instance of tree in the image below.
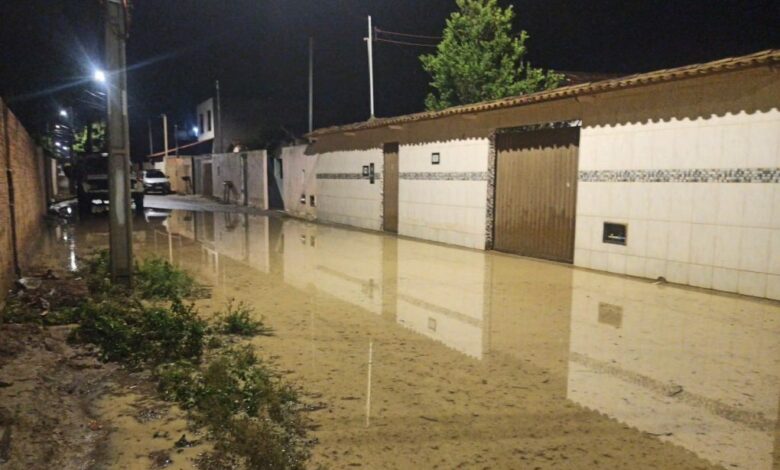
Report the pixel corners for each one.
[73,121,107,154]
[420,0,563,111]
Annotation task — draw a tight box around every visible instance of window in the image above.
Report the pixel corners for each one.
[207,110,212,131]
[199,114,204,134]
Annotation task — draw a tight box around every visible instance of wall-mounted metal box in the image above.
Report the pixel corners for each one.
[603,222,627,245]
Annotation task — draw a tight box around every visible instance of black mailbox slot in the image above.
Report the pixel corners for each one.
[603,222,627,245]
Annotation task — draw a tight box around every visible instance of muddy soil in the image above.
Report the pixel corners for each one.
[0,322,115,469]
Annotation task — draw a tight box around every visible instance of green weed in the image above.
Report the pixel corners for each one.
[70,298,206,368]
[215,299,272,337]
[135,257,196,300]
[156,346,309,469]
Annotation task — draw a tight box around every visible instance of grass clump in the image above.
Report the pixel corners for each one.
[157,346,309,469]
[81,250,197,301]
[215,299,272,337]
[70,298,206,368]
[135,257,196,300]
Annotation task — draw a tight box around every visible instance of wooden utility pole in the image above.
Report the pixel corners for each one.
[105,0,133,285]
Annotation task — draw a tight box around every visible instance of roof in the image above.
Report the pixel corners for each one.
[309,49,780,138]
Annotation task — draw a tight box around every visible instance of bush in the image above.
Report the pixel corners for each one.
[70,298,206,368]
[135,257,196,300]
[156,346,309,469]
[215,299,272,337]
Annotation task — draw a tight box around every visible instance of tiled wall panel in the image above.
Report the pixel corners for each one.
[575,107,780,300]
[398,139,490,249]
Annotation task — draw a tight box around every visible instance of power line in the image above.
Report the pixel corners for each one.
[374,37,438,48]
[374,27,442,40]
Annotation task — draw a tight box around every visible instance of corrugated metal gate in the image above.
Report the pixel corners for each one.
[383,143,399,233]
[493,127,579,263]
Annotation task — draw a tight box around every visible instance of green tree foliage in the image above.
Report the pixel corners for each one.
[420,0,563,111]
[72,121,107,154]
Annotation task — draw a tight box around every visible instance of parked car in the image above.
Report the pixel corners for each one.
[142,169,171,194]
[73,154,144,213]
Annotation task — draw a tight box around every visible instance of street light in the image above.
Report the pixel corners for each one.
[192,126,199,136]
[59,109,68,118]
[93,69,107,83]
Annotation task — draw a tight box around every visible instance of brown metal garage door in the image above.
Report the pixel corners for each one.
[383,143,399,233]
[494,127,579,263]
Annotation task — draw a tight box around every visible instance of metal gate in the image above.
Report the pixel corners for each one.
[383,143,399,233]
[493,127,579,263]
[202,162,213,197]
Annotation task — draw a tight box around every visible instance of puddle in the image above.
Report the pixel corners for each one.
[48,209,780,469]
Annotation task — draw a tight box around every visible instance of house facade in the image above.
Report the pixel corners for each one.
[280,50,780,300]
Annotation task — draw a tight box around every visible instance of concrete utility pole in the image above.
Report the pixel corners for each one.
[104,0,133,285]
[174,123,179,157]
[162,113,169,158]
[365,16,375,119]
[215,80,223,153]
[308,36,314,139]
[147,118,153,156]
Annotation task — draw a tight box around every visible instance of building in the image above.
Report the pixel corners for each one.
[281,49,780,300]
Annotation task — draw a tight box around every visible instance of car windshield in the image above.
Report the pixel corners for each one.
[145,170,166,178]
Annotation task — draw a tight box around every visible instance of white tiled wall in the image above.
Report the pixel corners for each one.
[316,148,383,230]
[575,109,780,299]
[399,139,490,249]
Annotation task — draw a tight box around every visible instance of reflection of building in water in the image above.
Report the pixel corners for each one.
[281,220,385,315]
[396,240,487,359]
[567,271,780,470]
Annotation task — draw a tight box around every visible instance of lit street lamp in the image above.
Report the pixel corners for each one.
[59,109,68,118]
[93,69,107,83]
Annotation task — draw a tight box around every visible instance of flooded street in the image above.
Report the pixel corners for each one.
[52,205,780,469]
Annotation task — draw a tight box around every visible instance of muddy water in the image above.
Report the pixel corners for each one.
[60,210,780,469]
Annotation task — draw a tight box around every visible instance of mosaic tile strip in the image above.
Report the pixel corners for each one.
[399,171,488,181]
[485,131,497,250]
[579,168,780,183]
[316,172,382,180]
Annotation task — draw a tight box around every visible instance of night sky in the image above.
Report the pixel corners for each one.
[1,0,778,159]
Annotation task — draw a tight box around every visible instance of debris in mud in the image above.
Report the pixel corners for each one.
[149,449,174,468]
[175,434,196,448]
[665,384,684,397]
[134,405,168,423]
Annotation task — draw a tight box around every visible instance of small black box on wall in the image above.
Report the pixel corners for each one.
[603,222,627,245]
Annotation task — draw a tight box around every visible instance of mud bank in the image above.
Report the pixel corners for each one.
[0,322,116,469]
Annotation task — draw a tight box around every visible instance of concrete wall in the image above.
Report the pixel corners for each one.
[281,145,317,219]
[211,150,267,209]
[316,148,384,230]
[0,100,47,301]
[164,156,192,194]
[399,139,489,249]
[575,66,780,299]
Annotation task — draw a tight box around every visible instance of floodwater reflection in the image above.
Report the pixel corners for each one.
[63,210,780,469]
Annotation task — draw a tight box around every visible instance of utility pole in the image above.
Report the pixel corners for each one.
[147,118,153,156]
[162,113,169,158]
[174,123,179,157]
[215,80,223,153]
[365,16,375,119]
[308,36,314,139]
[104,0,133,285]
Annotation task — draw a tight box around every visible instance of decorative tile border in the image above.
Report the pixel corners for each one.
[316,172,382,180]
[399,171,488,181]
[485,131,497,250]
[579,168,780,183]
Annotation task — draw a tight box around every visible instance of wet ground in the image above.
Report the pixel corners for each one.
[44,202,780,469]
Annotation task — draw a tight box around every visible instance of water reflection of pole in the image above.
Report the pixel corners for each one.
[365,340,373,427]
[168,229,174,264]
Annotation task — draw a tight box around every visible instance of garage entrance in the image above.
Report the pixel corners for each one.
[493,127,579,263]
[383,143,399,233]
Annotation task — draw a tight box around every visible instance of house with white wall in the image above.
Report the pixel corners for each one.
[282,49,780,300]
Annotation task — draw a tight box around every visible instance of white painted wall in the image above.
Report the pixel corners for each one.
[196,98,215,142]
[316,148,383,230]
[281,145,318,219]
[575,108,780,299]
[398,139,490,249]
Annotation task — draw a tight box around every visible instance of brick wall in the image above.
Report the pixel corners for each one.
[0,99,47,302]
